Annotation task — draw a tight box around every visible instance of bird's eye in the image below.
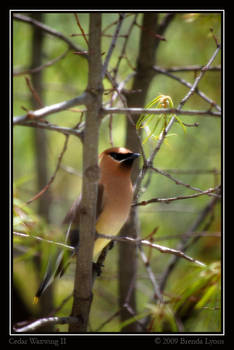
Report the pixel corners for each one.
[109,152,119,160]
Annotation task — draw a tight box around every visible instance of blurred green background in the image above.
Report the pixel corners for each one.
[13,12,221,332]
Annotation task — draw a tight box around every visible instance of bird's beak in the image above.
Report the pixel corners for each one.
[129,153,141,160]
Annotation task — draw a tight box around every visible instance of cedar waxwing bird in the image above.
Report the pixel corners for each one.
[33,147,140,303]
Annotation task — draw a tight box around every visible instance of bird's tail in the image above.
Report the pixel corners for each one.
[33,223,77,304]
[33,246,74,304]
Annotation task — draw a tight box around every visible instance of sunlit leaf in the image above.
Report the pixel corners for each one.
[136,94,186,145]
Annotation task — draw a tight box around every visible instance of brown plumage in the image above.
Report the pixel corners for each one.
[34,147,140,302]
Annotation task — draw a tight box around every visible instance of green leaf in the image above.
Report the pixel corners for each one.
[136,94,185,145]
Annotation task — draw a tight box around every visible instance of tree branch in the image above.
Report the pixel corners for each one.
[150,166,220,198]
[102,107,221,117]
[102,13,125,78]
[134,184,221,206]
[138,246,164,302]
[13,92,90,125]
[13,13,87,54]
[14,105,220,129]
[179,45,221,109]
[112,14,138,80]
[13,316,78,333]
[96,233,206,267]
[159,64,221,73]
[13,231,74,251]
[14,119,84,139]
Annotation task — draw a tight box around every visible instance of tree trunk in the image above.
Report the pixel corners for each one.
[69,13,102,333]
[30,12,51,222]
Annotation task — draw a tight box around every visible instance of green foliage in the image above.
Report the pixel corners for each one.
[136,94,186,144]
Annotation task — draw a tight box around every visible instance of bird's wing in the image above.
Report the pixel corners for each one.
[62,193,82,225]
[63,183,105,224]
[96,183,105,218]
[62,183,105,246]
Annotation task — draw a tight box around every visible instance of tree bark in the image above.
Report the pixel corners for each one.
[69,13,102,333]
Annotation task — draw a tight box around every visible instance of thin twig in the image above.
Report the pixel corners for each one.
[74,13,89,47]
[13,231,74,251]
[26,135,69,204]
[163,168,221,175]
[102,14,133,34]
[25,76,43,108]
[102,13,125,78]
[154,231,221,241]
[135,22,166,41]
[13,120,84,140]
[134,184,221,206]
[138,246,164,302]
[150,166,220,198]
[104,72,135,146]
[13,49,69,77]
[48,293,73,317]
[95,310,121,332]
[112,14,137,80]
[179,45,221,109]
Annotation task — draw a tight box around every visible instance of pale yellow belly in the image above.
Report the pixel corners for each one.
[93,207,130,259]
